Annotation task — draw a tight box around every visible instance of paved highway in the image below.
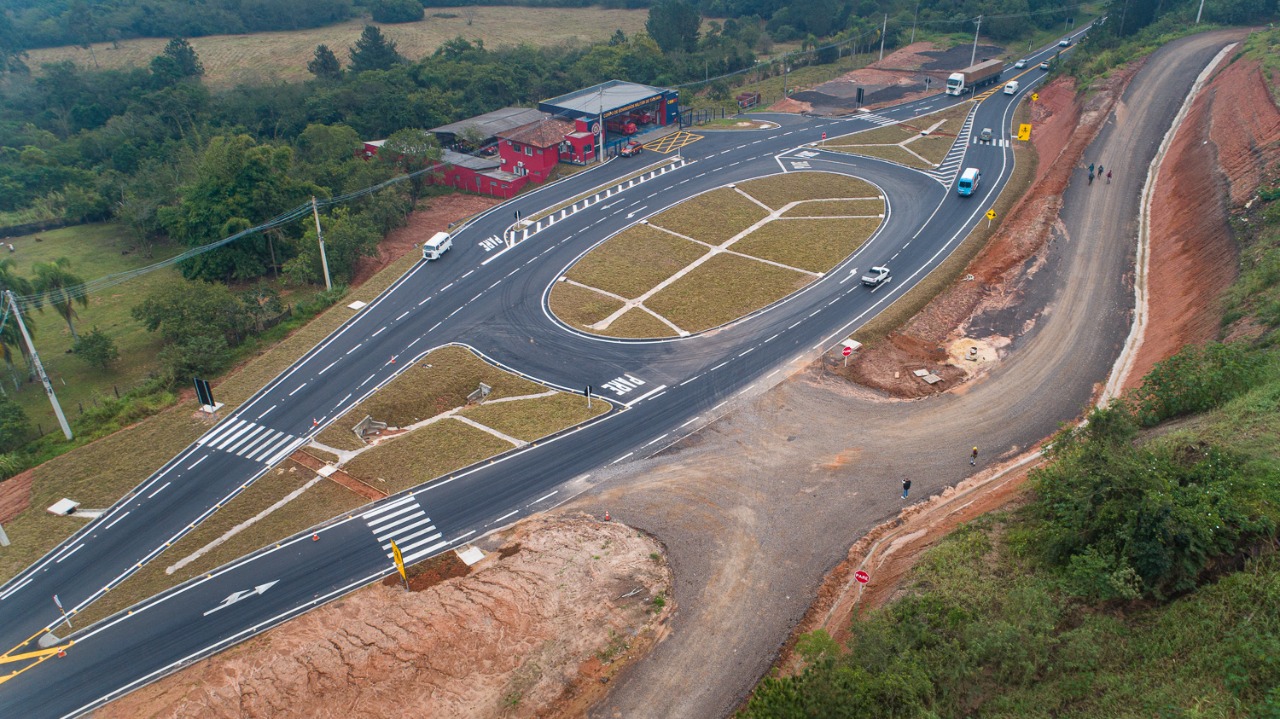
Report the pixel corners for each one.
[0,30,1084,717]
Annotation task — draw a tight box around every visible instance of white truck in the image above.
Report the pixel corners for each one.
[422,232,452,261]
[945,59,1003,96]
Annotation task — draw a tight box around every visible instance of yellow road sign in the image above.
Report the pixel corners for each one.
[986,209,997,220]
[1031,92,1039,102]
[1017,123,1032,141]
[390,539,407,582]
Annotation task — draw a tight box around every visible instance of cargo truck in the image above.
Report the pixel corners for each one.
[945,59,1003,96]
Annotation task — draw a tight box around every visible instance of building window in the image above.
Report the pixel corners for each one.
[525,146,533,156]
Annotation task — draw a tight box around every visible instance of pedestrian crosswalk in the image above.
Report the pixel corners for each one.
[926,107,978,185]
[362,496,448,565]
[855,112,897,128]
[971,137,1012,148]
[197,419,299,464]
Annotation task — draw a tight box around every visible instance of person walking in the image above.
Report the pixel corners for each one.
[1106,169,1112,184]
[970,447,979,466]
[901,478,912,499]
[1097,163,1104,177]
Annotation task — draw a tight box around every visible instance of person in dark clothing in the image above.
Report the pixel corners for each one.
[901,478,912,499]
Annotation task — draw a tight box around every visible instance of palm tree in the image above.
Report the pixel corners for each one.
[0,259,39,389]
[33,257,88,341]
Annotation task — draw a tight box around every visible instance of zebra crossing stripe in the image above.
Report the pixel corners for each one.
[214,422,256,450]
[236,430,278,457]
[361,495,416,520]
[249,433,295,463]
[223,425,267,454]
[401,540,451,565]
[198,418,244,446]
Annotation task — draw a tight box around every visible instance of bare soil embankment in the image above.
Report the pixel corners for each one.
[95,516,671,719]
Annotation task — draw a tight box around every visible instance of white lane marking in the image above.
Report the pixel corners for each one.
[56,544,84,563]
[396,311,410,321]
[610,452,634,465]
[359,373,376,387]
[103,511,131,530]
[366,502,419,525]
[643,433,669,447]
[371,326,386,337]
[767,370,780,378]
[461,270,474,279]
[680,417,700,428]
[148,482,171,498]
[418,297,430,306]
[765,334,779,343]
[235,431,275,458]
[335,393,352,408]
[214,422,255,449]
[739,347,755,357]
[288,383,307,396]
[187,456,207,470]
[624,384,668,407]
[488,281,501,291]
[198,418,244,446]
[361,495,416,519]
[319,361,338,376]
[346,343,362,355]
[406,337,420,349]
[789,321,803,329]
[223,425,267,454]
[530,491,557,505]
[248,434,291,463]
[713,401,728,411]
[679,375,700,386]
[711,361,728,371]
[441,282,454,291]
[257,404,276,419]
[447,307,463,318]
[490,510,519,525]
[470,293,483,303]
[430,322,442,332]
[0,577,33,601]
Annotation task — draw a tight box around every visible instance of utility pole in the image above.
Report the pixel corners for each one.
[6,290,71,440]
[970,15,983,67]
[1195,0,1206,23]
[311,197,331,292]
[879,14,887,61]
[911,0,920,43]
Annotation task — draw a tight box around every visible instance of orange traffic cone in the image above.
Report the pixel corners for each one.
[57,648,66,658]
[312,418,319,427]
[390,355,396,364]
[312,533,319,541]
[604,510,611,521]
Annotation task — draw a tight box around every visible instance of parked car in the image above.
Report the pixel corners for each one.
[979,127,993,143]
[1014,59,1028,69]
[861,266,891,287]
[620,140,643,158]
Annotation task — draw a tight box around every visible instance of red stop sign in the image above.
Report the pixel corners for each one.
[854,570,870,584]
[842,346,853,357]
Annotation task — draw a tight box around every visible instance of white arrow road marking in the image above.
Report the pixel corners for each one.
[203,580,280,617]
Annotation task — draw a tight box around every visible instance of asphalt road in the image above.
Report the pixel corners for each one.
[0,30,1085,718]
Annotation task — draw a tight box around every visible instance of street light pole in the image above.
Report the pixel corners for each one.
[311,197,331,292]
[5,290,71,440]
[970,15,983,67]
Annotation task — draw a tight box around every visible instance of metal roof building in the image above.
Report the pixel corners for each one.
[430,107,549,141]
[538,80,678,125]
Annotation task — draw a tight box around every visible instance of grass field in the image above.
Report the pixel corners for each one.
[548,282,624,329]
[25,7,650,87]
[651,188,769,244]
[780,199,884,217]
[826,102,974,169]
[343,418,513,494]
[564,225,706,300]
[646,254,809,333]
[731,217,880,273]
[70,459,365,628]
[3,223,184,434]
[595,307,675,338]
[739,173,879,210]
[316,345,544,450]
[460,391,600,442]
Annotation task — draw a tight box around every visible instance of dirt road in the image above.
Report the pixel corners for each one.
[574,30,1246,719]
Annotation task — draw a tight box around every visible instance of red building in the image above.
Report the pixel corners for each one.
[496,118,578,181]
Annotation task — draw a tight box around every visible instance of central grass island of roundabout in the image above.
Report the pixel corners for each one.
[549,171,886,338]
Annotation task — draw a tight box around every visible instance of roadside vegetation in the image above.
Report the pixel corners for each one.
[741,153,1280,717]
[825,102,974,169]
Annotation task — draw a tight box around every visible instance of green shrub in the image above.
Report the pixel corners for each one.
[1129,342,1269,426]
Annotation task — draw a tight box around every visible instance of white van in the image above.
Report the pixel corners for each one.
[957,168,981,197]
[422,232,453,261]
[1003,80,1019,95]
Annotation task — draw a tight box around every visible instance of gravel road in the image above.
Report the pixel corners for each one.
[573,30,1246,719]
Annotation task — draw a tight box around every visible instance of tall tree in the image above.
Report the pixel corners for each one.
[646,0,701,54]
[378,128,443,200]
[0,259,39,388]
[348,25,402,73]
[32,257,89,341]
[150,37,205,86]
[0,10,29,75]
[308,44,342,80]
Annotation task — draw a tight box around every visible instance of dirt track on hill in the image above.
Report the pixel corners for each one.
[576,30,1248,719]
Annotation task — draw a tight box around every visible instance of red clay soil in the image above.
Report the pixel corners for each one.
[289,449,386,501]
[0,469,33,523]
[349,193,499,287]
[766,42,950,114]
[1125,56,1280,386]
[841,67,1139,399]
